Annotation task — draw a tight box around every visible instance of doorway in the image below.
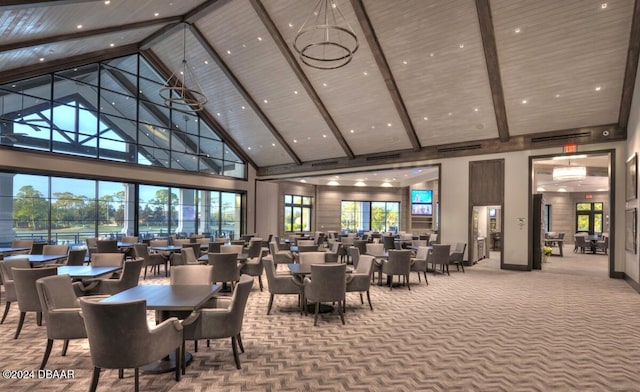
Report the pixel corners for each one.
[530,151,613,276]
[470,205,502,269]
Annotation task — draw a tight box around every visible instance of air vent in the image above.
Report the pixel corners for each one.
[437,144,482,153]
[366,153,401,161]
[311,161,339,167]
[531,132,590,143]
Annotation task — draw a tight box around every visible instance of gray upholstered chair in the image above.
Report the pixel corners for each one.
[303,263,347,326]
[121,236,138,244]
[81,258,143,295]
[182,274,253,370]
[352,240,367,255]
[66,249,87,266]
[263,258,303,314]
[182,243,201,259]
[298,251,326,267]
[346,254,374,311]
[240,245,266,291]
[449,242,466,272]
[12,266,58,339]
[410,246,430,284]
[35,274,89,369]
[297,245,319,253]
[208,252,241,290]
[0,258,30,324]
[595,235,609,254]
[170,265,213,285]
[11,239,33,255]
[324,242,342,263]
[221,244,244,255]
[430,244,451,276]
[269,241,293,264]
[382,235,395,251]
[43,244,70,263]
[134,244,168,279]
[79,297,183,392]
[96,240,118,253]
[347,246,360,267]
[208,241,222,253]
[85,237,98,258]
[29,242,45,255]
[366,243,386,283]
[90,252,124,267]
[381,250,412,290]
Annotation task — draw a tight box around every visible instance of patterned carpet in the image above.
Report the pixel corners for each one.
[1,250,640,391]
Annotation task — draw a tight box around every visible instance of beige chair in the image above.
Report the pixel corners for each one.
[325,242,342,263]
[81,258,143,295]
[449,242,466,272]
[43,244,70,260]
[346,255,374,310]
[79,297,183,392]
[263,258,303,315]
[208,252,241,290]
[29,242,46,255]
[121,236,138,244]
[66,249,87,266]
[170,265,213,285]
[96,240,118,253]
[595,235,609,254]
[246,239,263,260]
[90,252,124,267]
[221,244,243,255]
[35,274,89,369]
[410,246,430,284]
[347,246,360,267]
[574,234,589,253]
[134,244,168,279]
[85,237,98,258]
[208,242,222,253]
[11,239,33,255]
[0,258,30,324]
[174,246,200,265]
[12,266,58,339]
[299,251,326,268]
[303,263,347,326]
[240,243,266,291]
[430,244,451,275]
[182,243,202,259]
[297,239,315,246]
[182,275,253,370]
[173,238,191,246]
[381,250,412,290]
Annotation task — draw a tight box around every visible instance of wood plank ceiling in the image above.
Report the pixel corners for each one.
[0,0,638,178]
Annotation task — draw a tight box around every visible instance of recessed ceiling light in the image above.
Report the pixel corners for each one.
[327,180,339,186]
[402,60,408,65]
[154,12,159,17]
[216,112,221,116]
[300,179,306,183]
[558,188,567,192]
[109,43,115,47]
[77,24,83,29]
[363,71,368,76]
[272,143,276,147]
[429,53,434,57]
[104,0,110,4]
[263,99,268,103]
[355,181,366,187]
[227,50,231,54]
[39,57,45,62]
[459,43,464,48]
[595,86,601,91]
[288,23,294,28]
[536,186,545,192]
[247,147,252,150]
[322,83,327,87]
[601,3,608,9]
[555,94,561,98]
[521,99,528,104]
[322,134,327,138]
[294,90,298,94]
[204,60,209,64]
[242,44,246,48]
[241,106,245,110]
[293,139,297,143]
[371,125,375,129]
[514,27,521,33]
[448,112,453,116]
[423,116,428,120]
[474,108,479,112]
[257,37,263,41]
[387,123,392,127]
[350,129,355,133]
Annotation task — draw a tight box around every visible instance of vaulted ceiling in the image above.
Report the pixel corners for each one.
[1,0,638,180]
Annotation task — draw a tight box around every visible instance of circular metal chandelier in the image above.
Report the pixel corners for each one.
[293,0,359,70]
[159,24,208,113]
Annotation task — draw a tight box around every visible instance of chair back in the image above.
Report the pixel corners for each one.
[181,247,199,264]
[221,244,243,255]
[150,239,168,247]
[429,233,439,244]
[366,243,385,256]
[247,240,263,259]
[36,274,86,340]
[13,267,58,312]
[96,240,118,253]
[43,244,69,256]
[297,245,318,253]
[382,235,395,251]
[219,274,253,333]
[101,259,143,295]
[0,258,30,302]
[208,253,240,283]
[414,246,430,261]
[208,242,222,253]
[66,249,87,266]
[231,240,246,247]
[306,263,346,302]
[297,240,315,246]
[182,243,201,259]
[30,242,45,255]
[170,265,213,285]
[354,254,374,275]
[385,250,412,275]
[347,246,360,267]
[299,252,326,267]
[574,235,588,247]
[430,244,451,265]
[91,252,124,267]
[121,236,138,244]
[173,239,191,246]
[412,240,427,248]
[12,239,34,248]
[86,237,98,248]
[353,240,367,255]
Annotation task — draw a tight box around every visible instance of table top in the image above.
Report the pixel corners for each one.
[3,254,67,264]
[117,241,135,248]
[101,284,221,311]
[58,265,121,279]
[0,247,30,254]
[150,245,183,252]
[288,263,353,275]
[198,253,248,262]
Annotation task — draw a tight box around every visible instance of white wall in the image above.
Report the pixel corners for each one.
[625,54,640,284]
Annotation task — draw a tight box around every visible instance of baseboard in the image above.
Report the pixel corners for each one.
[624,273,640,293]
[502,263,530,271]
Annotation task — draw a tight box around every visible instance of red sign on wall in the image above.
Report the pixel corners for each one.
[563,143,577,153]
[585,194,593,199]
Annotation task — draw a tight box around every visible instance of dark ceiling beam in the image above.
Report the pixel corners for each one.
[350,0,421,152]
[189,23,302,165]
[257,124,623,178]
[475,0,510,143]
[249,0,355,160]
[140,49,258,170]
[139,0,229,50]
[0,16,182,54]
[0,44,139,85]
[0,0,98,9]
[618,0,640,129]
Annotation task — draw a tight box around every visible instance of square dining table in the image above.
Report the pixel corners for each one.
[57,265,121,279]
[3,254,68,266]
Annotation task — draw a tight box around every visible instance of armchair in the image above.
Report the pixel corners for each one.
[79,297,183,392]
[134,244,168,279]
[381,250,412,290]
[81,258,143,295]
[303,263,347,326]
[263,258,303,315]
[345,255,374,310]
[0,258,30,324]
[430,244,451,275]
[410,246,430,284]
[449,242,467,272]
[12,266,58,339]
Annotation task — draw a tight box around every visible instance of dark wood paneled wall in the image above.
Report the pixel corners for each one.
[469,159,505,205]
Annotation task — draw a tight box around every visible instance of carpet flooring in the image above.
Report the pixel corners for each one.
[1,247,639,391]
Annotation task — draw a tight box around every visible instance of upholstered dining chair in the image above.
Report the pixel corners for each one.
[182,274,253,370]
[240,244,266,291]
[298,252,326,267]
[263,258,303,315]
[29,242,46,255]
[65,249,87,266]
[170,264,213,285]
[208,241,222,254]
[79,297,183,392]
[35,274,90,369]
[303,263,347,326]
[95,239,118,253]
[347,246,360,267]
[324,241,341,263]
[0,258,30,324]
[182,243,202,259]
[85,237,98,258]
[595,235,609,254]
[429,244,452,276]
[208,252,241,290]
[90,252,124,267]
[268,241,293,268]
[81,258,143,296]
[381,250,412,290]
[11,239,33,255]
[449,242,467,272]
[221,244,244,255]
[366,243,385,283]
[346,254,374,311]
[133,244,168,279]
[43,244,70,263]
[12,266,58,339]
[410,246,430,284]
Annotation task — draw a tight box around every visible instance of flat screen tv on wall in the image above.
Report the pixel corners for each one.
[411,203,432,216]
[411,189,432,204]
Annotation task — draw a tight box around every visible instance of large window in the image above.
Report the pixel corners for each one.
[0,54,245,179]
[576,202,603,235]
[0,171,244,245]
[284,194,312,233]
[341,201,400,233]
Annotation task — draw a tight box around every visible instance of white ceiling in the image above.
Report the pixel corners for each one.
[533,154,610,193]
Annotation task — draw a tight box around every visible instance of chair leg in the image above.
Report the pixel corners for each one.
[314,302,319,326]
[461,263,465,273]
[182,340,187,375]
[1,301,11,324]
[339,300,345,325]
[14,311,26,339]
[406,274,410,290]
[258,276,263,291]
[424,272,428,285]
[143,266,148,279]
[134,368,140,392]
[118,368,124,378]
[416,271,421,282]
[37,311,42,326]
[62,339,70,356]
[194,340,198,352]
[267,293,274,315]
[89,367,100,392]
[366,290,373,310]
[40,339,54,370]
[231,336,241,369]
[237,333,245,353]
[174,347,181,381]
[359,292,364,305]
